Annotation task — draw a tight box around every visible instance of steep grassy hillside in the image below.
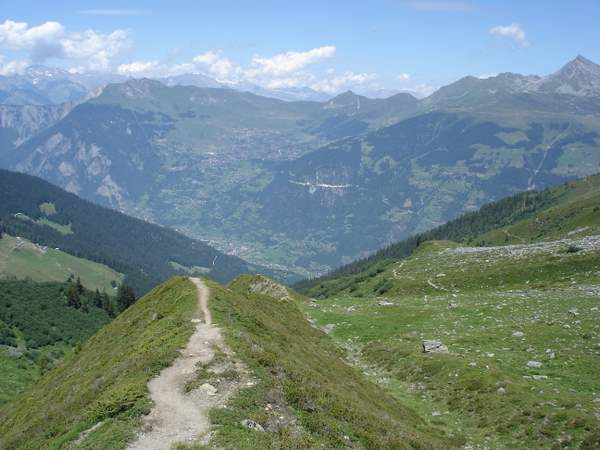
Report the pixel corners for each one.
[0,276,458,449]
[299,173,600,297]
[301,237,600,448]
[0,169,288,294]
[0,233,123,292]
[0,277,198,449]
[0,280,112,405]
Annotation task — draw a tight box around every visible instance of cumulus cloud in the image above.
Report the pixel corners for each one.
[0,19,131,71]
[490,23,529,47]
[249,46,336,76]
[397,72,411,81]
[192,50,239,80]
[311,71,377,94]
[0,55,28,75]
[117,60,160,76]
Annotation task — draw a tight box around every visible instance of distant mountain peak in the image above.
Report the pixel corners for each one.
[540,54,600,96]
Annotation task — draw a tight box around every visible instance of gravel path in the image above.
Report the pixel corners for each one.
[127,278,228,450]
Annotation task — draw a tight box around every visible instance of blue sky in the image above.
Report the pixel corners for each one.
[1,0,599,95]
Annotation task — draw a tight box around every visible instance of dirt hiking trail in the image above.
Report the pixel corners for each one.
[127,277,246,450]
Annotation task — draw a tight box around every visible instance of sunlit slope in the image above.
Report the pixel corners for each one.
[302,236,600,448]
[0,275,458,449]
[205,275,457,449]
[0,233,123,292]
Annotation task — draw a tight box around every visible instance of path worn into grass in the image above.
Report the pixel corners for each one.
[128,278,233,449]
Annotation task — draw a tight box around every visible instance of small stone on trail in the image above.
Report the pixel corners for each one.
[200,383,217,396]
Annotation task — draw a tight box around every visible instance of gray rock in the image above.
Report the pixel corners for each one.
[321,324,336,334]
[377,300,394,306]
[241,419,265,432]
[512,331,524,338]
[527,360,543,369]
[422,340,448,353]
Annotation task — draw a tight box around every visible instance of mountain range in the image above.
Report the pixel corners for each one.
[1,55,599,276]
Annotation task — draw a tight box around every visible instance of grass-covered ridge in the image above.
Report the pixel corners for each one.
[0,277,197,449]
[205,275,459,449]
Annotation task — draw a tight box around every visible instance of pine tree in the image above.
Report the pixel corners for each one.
[93,289,102,308]
[116,284,136,312]
[76,277,84,294]
[66,285,81,309]
[101,291,114,317]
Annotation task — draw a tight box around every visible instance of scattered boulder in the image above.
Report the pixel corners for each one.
[199,383,217,396]
[497,387,506,394]
[422,340,448,353]
[241,419,265,432]
[512,331,524,338]
[377,299,394,306]
[527,360,543,369]
[321,324,336,334]
[248,276,291,301]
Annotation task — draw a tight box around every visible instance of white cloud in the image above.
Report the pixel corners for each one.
[311,71,377,94]
[490,23,529,47]
[249,46,336,76]
[78,9,151,16]
[0,20,131,71]
[117,60,160,76]
[397,72,411,81]
[192,50,238,80]
[0,55,28,75]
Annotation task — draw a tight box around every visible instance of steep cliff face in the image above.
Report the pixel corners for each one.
[0,103,71,154]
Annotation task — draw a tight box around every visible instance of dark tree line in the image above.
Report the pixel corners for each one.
[0,169,256,295]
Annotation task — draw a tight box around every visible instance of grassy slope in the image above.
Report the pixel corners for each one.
[204,276,458,449]
[478,179,600,245]
[0,351,38,405]
[0,275,459,450]
[0,277,197,450]
[301,237,600,449]
[0,234,123,292]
